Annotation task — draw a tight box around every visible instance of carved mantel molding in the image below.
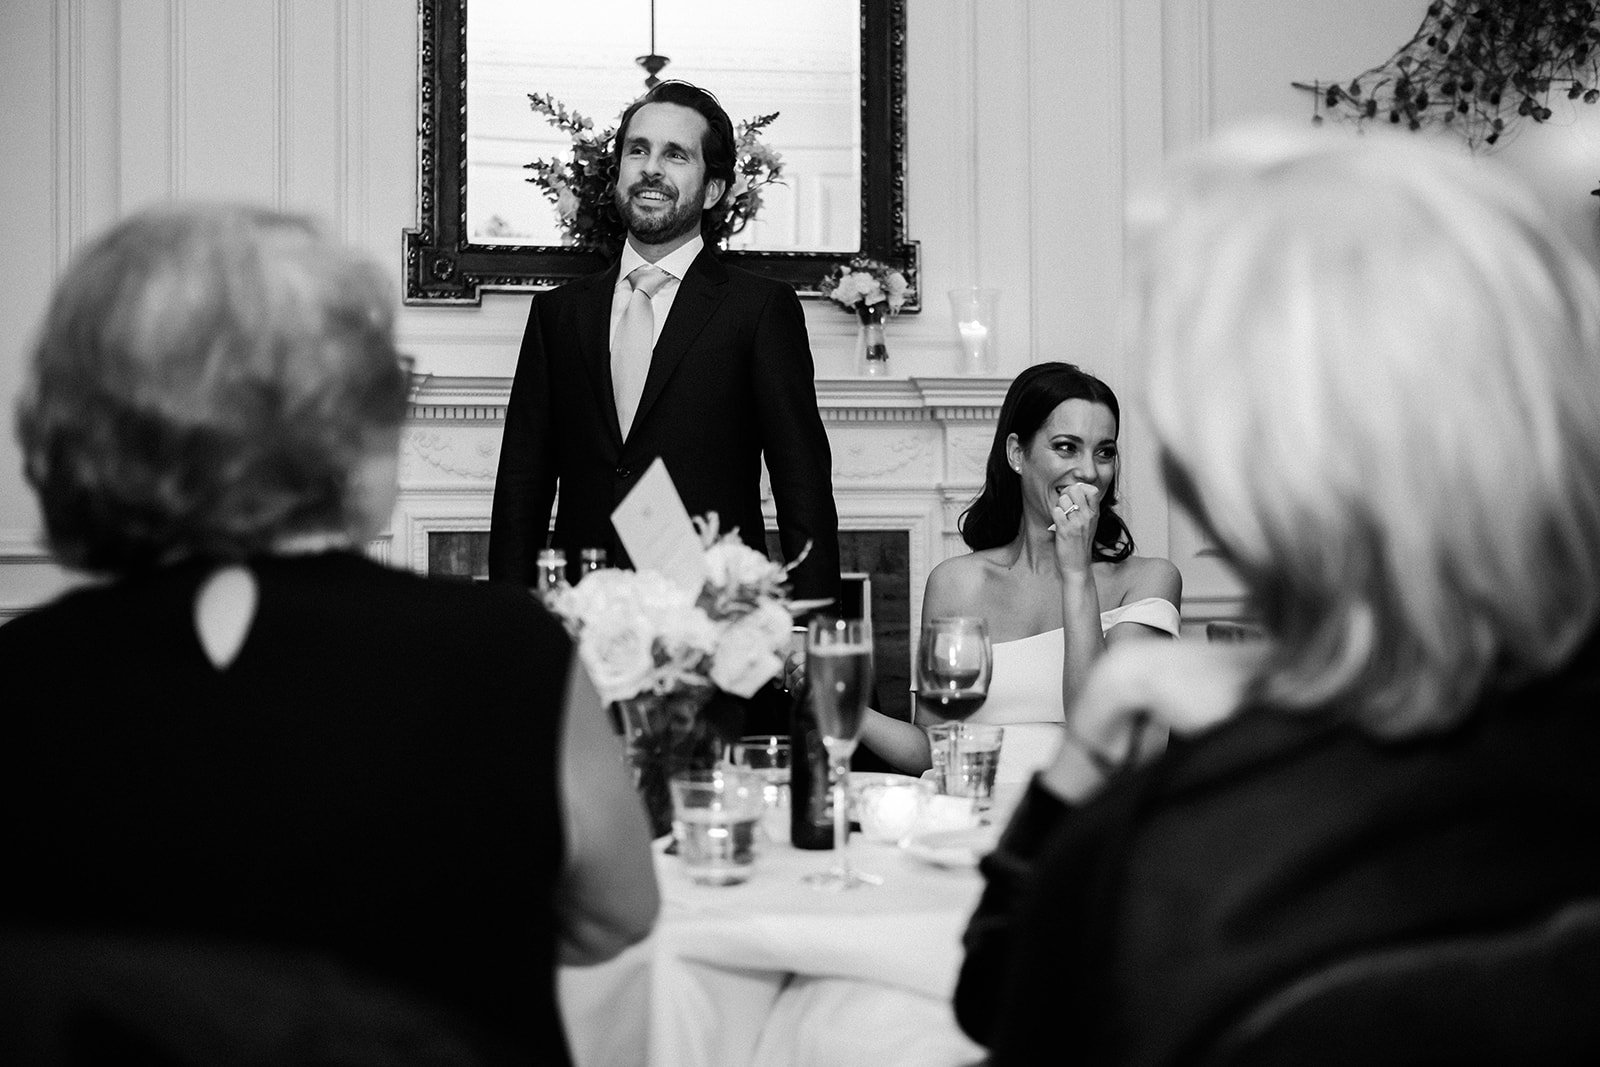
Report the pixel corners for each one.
[405,375,1009,424]
[394,374,1012,632]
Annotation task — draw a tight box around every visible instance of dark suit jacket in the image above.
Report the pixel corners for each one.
[489,245,841,604]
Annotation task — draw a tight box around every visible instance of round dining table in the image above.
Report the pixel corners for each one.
[558,816,996,1066]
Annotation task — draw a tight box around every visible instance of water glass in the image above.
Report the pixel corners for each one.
[924,721,958,794]
[669,768,767,886]
[735,734,791,843]
[927,722,1004,811]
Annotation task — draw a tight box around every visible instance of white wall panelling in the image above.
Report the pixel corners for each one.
[2,0,1426,624]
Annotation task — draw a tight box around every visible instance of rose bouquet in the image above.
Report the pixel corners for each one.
[525,93,785,257]
[553,514,824,834]
[819,256,913,315]
[555,514,816,705]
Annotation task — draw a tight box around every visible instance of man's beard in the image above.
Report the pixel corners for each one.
[615,178,705,245]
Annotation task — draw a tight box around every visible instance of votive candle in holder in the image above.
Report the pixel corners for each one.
[949,287,1000,375]
[858,780,933,843]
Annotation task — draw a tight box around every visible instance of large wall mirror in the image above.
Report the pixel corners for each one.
[405,0,916,305]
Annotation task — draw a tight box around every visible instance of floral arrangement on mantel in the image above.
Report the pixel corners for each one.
[1295,1,1600,149]
[820,256,915,375]
[819,256,914,315]
[524,92,786,256]
[553,514,822,834]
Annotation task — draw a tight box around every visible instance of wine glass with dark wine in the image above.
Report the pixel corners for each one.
[801,616,881,890]
[915,616,993,723]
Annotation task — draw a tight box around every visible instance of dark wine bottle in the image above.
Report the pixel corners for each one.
[788,680,834,850]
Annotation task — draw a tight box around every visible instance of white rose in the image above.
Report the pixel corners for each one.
[564,569,689,623]
[657,605,719,659]
[886,272,908,310]
[745,599,795,647]
[630,570,698,627]
[703,540,778,590]
[710,617,784,697]
[576,604,658,703]
[559,569,626,624]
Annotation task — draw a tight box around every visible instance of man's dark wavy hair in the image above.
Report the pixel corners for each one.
[958,361,1134,561]
[612,80,737,239]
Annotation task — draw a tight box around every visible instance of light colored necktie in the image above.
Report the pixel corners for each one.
[612,264,671,437]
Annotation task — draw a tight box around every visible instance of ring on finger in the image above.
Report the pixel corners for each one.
[1063,502,1081,515]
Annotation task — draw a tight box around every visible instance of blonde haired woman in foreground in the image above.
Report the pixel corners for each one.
[957,125,1600,1064]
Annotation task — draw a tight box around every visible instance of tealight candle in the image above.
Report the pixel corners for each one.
[859,782,928,843]
[958,319,989,368]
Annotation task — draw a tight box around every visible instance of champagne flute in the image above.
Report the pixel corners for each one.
[801,616,882,890]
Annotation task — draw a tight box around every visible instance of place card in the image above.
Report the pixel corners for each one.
[610,458,706,594]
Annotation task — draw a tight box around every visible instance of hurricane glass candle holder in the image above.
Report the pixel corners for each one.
[949,287,1000,375]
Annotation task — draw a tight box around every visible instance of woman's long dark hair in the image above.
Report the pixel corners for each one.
[958,362,1134,561]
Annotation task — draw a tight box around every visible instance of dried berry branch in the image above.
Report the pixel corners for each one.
[1295,1,1600,149]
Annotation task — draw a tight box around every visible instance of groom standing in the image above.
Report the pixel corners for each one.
[488,80,840,605]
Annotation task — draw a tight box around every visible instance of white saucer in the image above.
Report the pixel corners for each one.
[900,824,1000,869]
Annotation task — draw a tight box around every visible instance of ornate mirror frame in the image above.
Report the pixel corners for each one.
[404,0,917,306]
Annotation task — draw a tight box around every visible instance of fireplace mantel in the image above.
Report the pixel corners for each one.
[391,374,1012,681]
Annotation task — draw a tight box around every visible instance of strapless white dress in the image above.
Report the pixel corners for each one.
[964,597,1181,784]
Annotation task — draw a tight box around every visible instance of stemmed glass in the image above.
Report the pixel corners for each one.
[915,616,993,796]
[914,616,993,724]
[801,616,882,890]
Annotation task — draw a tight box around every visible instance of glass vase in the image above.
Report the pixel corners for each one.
[614,689,739,839]
[856,301,891,377]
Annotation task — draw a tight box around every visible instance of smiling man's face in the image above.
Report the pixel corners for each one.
[613,102,725,251]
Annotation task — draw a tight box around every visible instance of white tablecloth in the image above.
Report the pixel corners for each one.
[558,832,990,1066]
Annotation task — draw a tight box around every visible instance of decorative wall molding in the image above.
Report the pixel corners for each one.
[405,374,1010,424]
[403,428,500,481]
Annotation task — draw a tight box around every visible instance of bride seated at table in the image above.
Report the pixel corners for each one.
[860,362,1181,784]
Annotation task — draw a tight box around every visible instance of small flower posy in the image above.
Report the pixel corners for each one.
[525,93,785,256]
[819,257,913,315]
[552,514,827,706]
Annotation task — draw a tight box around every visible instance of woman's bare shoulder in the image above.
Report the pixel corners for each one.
[925,553,983,596]
[923,551,1005,618]
[1113,554,1183,606]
